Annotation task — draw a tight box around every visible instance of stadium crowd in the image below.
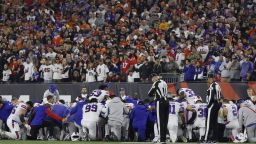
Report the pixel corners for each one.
[0,0,255,83]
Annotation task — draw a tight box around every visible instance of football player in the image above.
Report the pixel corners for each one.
[222,99,239,139]
[81,97,107,140]
[0,101,33,139]
[89,84,109,103]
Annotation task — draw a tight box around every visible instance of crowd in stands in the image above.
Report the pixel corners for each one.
[0,0,255,83]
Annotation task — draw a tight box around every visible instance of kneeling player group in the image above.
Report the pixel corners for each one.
[0,84,255,143]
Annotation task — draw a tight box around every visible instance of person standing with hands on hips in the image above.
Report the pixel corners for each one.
[148,73,169,144]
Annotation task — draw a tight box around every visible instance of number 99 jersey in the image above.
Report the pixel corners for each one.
[178,88,197,104]
[89,89,109,103]
[82,102,105,122]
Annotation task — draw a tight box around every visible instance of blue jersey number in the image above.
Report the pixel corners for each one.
[185,89,194,97]
[169,104,176,114]
[232,106,237,116]
[198,108,207,117]
[85,104,98,112]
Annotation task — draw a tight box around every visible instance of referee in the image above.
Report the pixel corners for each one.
[204,74,222,142]
[148,74,169,143]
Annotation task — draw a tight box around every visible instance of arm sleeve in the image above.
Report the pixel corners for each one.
[28,111,35,125]
[45,108,63,121]
[148,82,156,97]
[238,108,243,129]
[187,111,197,124]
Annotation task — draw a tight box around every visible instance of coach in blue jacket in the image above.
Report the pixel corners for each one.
[130,101,150,141]
[0,100,13,130]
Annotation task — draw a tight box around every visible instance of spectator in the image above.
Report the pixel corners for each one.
[194,61,204,81]
[23,58,33,82]
[183,59,195,81]
[39,59,54,83]
[240,56,254,81]
[229,56,241,81]
[152,57,162,75]
[2,64,12,83]
[163,56,179,74]
[53,58,63,83]
[96,60,109,82]
[219,58,232,82]
[85,63,96,83]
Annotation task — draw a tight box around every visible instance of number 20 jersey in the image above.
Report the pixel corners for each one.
[82,102,105,122]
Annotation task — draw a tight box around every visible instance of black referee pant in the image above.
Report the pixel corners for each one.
[205,101,221,141]
[155,97,169,142]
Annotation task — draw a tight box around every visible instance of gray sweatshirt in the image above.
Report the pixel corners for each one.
[107,97,129,124]
[238,102,256,128]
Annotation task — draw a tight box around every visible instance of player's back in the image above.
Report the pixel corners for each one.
[8,103,27,124]
[169,101,181,117]
[224,103,238,121]
[82,102,103,122]
[195,103,207,120]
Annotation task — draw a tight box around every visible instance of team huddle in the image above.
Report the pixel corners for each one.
[0,84,255,143]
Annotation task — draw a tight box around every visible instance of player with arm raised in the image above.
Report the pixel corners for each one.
[89,84,109,103]
[177,88,197,104]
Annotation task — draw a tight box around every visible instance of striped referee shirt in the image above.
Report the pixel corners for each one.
[148,79,168,100]
[206,81,221,106]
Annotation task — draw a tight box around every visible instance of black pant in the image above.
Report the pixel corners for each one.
[29,125,42,140]
[155,98,169,142]
[205,102,221,141]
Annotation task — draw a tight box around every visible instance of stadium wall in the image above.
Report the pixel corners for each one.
[0,82,254,102]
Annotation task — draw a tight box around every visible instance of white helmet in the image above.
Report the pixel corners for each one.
[71,132,80,141]
[234,132,247,143]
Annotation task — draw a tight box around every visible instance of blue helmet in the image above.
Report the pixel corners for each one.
[49,84,57,93]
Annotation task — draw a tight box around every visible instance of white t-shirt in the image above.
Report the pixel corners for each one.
[2,69,12,82]
[127,75,134,82]
[39,65,54,80]
[82,102,106,122]
[197,45,209,61]
[175,52,185,67]
[23,62,33,81]
[53,63,63,80]
[45,52,57,60]
[8,103,27,124]
[96,64,109,81]
[86,69,96,82]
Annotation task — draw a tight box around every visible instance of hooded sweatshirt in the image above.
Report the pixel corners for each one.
[107,97,129,124]
[238,101,256,128]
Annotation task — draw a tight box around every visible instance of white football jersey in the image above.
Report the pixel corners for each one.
[53,63,63,80]
[169,101,181,117]
[86,69,96,82]
[194,103,207,121]
[23,62,33,81]
[8,103,27,124]
[96,64,109,81]
[39,65,54,80]
[2,69,12,81]
[178,88,197,104]
[82,102,105,122]
[89,89,109,103]
[223,103,238,121]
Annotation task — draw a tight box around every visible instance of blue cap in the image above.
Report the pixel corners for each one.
[49,84,57,93]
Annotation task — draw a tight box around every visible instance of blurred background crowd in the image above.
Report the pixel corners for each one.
[0,0,255,83]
